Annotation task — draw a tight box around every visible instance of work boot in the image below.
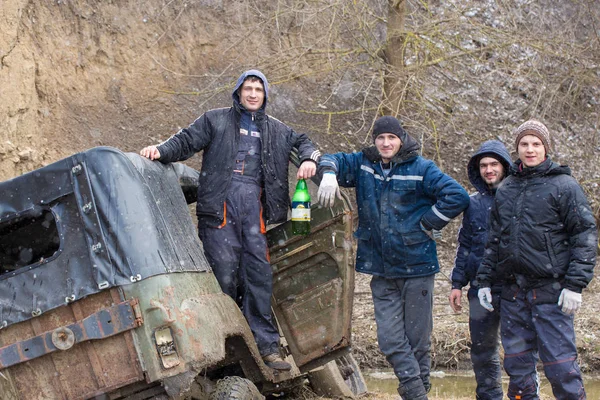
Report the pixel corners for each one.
[398,378,429,400]
[262,353,292,371]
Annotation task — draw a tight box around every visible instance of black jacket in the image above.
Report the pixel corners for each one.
[452,140,512,292]
[157,70,320,227]
[477,157,597,293]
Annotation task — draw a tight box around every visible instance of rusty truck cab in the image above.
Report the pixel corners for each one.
[0,146,364,399]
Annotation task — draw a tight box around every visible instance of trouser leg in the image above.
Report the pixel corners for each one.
[468,288,503,400]
[198,220,242,303]
[405,276,434,392]
[370,275,433,399]
[533,302,586,400]
[240,191,280,356]
[501,293,540,400]
[198,180,280,356]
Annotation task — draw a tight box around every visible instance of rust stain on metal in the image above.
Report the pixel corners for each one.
[149,298,176,323]
[163,285,176,298]
[2,290,144,399]
[130,298,144,326]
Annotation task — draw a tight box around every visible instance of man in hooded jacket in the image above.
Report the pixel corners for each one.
[316,116,469,400]
[476,120,597,399]
[140,69,321,371]
[449,140,512,400]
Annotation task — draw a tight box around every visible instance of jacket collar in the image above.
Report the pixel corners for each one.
[512,157,571,178]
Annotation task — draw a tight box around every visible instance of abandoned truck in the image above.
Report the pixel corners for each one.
[0,146,366,399]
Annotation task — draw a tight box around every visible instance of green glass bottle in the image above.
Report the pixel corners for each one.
[291,179,311,236]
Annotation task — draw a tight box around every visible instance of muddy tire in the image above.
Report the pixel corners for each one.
[308,354,368,398]
[209,376,264,400]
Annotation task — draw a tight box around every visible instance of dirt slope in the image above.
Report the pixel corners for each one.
[1,0,599,376]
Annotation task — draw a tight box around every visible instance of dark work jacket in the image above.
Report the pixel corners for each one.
[452,140,512,293]
[476,158,597,293]
[157,70,320,228]
[319,135,469,278]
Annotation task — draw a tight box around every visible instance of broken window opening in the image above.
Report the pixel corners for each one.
[0,209,60,277]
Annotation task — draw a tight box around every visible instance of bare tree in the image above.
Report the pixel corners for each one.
[382,0,407,116]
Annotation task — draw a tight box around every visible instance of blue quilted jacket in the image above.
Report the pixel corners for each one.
[319,135,469,278]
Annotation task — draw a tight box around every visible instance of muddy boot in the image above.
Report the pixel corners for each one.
[397,378,428,400]
[262,353,292,371]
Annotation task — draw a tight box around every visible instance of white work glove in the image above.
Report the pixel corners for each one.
[558,288,582,315]
[478,287,494,312]
[420,221,442,241]
[317,173,341,207]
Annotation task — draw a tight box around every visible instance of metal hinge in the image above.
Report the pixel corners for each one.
[130,298,144,327]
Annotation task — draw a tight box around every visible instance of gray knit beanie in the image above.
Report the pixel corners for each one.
[514,120,551,154]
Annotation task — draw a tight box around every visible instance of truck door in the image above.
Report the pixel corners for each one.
[267,173,355,370]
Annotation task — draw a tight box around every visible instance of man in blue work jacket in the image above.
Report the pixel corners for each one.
[317,116,469,400]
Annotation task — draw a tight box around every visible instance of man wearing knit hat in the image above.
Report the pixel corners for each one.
[477,119,597,399]
[317,115,469,400]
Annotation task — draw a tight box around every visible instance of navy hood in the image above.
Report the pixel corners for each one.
[232,69,269,111]
[467,140,513,194]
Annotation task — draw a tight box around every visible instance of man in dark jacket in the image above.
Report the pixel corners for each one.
[476,120,597,400]
[449,140,512,400]
[140,69,321,371]
[317,116,469,400]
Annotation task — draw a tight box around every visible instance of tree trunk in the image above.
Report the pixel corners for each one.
[383,0,406,116]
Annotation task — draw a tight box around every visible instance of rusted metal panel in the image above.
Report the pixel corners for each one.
[121,272,286,383]
[0,289,144,400]
[0,300,141,369]
[268,202,356,368]
[277,279,346,355]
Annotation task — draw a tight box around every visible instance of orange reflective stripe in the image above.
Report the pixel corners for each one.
[259,191,266,234]
[259,210,266,234]
[259,191,270,262]
[218,202,227,228]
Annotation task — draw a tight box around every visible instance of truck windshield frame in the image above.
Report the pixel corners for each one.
[0,208,60,278]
